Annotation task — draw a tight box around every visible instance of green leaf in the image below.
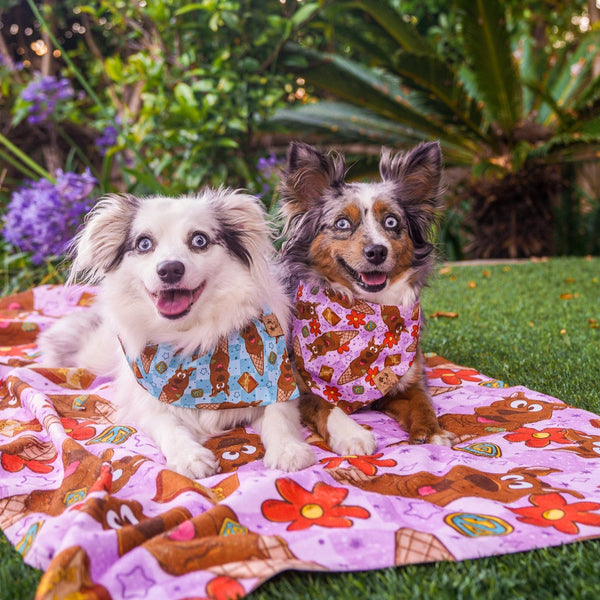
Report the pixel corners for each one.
[175,2,207,17]
[517,32,547,116]
[122,167,167,194]
[280,44,477,154]
[290,2,320,28]
[541,31,600,124]
[270,102,478,166]
[388,51,487,144]
[348,0,434,56]
[457,0,522,132]
[105,56,124,82]
[174,82,197,108]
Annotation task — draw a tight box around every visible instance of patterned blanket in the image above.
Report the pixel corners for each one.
[1,285,600,600]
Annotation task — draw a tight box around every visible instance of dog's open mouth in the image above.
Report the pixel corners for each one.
[339,259,388,293]
[151,283,205,320]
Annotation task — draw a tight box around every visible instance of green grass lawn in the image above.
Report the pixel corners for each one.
[1,257,599,600]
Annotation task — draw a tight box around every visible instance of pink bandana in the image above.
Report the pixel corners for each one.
[291,282,421,414]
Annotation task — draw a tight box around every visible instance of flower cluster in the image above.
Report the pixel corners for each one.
[256,153,285,198]
[20,74,74,125]
[3,169,97,264]
[94,125,119,156]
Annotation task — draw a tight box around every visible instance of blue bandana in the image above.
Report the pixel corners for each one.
[123,309,298,409]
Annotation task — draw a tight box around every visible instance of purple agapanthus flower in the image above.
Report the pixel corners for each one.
[94,125,118,155]
[20,74,74,125]
[257,153,284,196]
[3,169,97,264]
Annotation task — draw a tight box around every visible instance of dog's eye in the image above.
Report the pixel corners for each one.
[334,218,352,231]
[136,236,153,252]
[383,215,399,229]
[190,232,208,249]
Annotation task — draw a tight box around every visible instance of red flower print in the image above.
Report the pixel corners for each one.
[504,427,572,448]
[206,575,245,600]
[262,478,370,531]
[337,343,350,354]
[365,367,380,387]
[346,310,366,329]
[427,368,481,386]
[296,285,304,301]
[320,452,397,476]
[1,452,54,474]
[309,317,321,335]
[411,324,419,338]
[61,417,96,441]
[0,343,38,358]
[383,332,397,348]
[509,492,600,535]
[323,385,341,402]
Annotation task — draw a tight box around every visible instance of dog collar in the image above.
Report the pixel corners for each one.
[123,308,298,409]
[292,282,420,413]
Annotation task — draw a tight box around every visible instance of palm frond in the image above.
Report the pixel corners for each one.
[537,30,600,126]
[279,44,477,151]
[346,0,435,56]
[457,0,522,132]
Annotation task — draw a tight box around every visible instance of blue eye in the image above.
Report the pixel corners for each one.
[191,232,208,249]
[384,215,399,229]
[136,236,153,252]
[335,218,352,231]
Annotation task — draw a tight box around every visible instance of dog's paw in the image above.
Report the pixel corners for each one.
[327,408,377,456]
[263,440,315,472]
[165,443,218,479]
[409,425,455,446]
[428,429,456,447]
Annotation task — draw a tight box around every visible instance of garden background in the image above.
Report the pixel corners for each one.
[1,1,600,599]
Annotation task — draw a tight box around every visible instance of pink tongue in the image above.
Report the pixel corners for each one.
[360,272,387,286]
[157,290,192,316]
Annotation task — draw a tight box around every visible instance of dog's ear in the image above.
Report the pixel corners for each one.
[381,142,443,269]
[68,193,141,283]
[211,188,272,268]
[278,142,345,215]
[380,141,442,210]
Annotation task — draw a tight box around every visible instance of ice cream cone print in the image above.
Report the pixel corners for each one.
[241,321,265,375]
[140,344,158,373]
[395,528,454,565]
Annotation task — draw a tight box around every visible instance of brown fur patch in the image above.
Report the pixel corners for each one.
[309,234,355,289]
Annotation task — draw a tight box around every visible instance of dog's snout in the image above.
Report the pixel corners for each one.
[363,244,388,265]
[157,260,185,284]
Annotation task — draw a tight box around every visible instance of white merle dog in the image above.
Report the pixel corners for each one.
[39,189,315,478]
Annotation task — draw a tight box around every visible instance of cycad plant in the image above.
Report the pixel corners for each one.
[272,0,600,258]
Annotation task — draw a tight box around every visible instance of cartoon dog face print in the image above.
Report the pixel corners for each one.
[78,495,191,556]
[338,336,383,384]
[380,305,407,340]
[158,365,196,403]
[292,336,319,391]
[204,427,265,472]
[306,330,358,361]
[474,392,565,429]
[328,464,577,507]
[438,391,567,441]
[294,300,319,320]
[209,339,230,397]
[277,353,297,401]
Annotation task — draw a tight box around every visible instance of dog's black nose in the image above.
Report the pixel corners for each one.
[363,244,388,265]
[157,260,185,284]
